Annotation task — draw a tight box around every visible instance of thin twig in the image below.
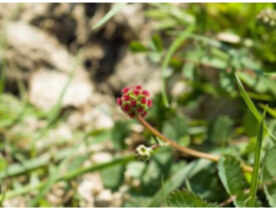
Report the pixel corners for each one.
[137,116,253,173]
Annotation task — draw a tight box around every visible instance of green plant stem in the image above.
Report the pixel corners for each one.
[5,155,134,199]
[249,110,265,207]
[137,116,253,173]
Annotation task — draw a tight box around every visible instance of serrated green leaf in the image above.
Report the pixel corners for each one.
[209,116,233,146]
[263,145,276,207]
[218,156,248,207]
[218,156,247,194]
[168,189,217,207]
[265,146,276,178]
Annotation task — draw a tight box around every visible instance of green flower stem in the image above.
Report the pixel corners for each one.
[137,116,253,173]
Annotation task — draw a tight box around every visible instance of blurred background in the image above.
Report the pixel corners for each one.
[0,3,276,207]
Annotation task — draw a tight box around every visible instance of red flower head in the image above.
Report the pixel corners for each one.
[117,85,153,118]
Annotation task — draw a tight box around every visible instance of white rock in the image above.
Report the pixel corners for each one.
[217,32,240,44]
[108,52,162,96]
[91,152,112,164]
[82,105,114,130]
[29,69,93,111]
[171,81,191,97]
[94,189,113,207]
[77,173,103,205]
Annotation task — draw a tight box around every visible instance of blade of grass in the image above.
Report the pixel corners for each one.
[235,73,276,141]
[249,109,266,207]
[260,104,276,118]
[92,3,126,30]
[0,154,50,180]
[5,154,134,199]
[0,190,6,207]
[30,159,67,206]
[0,129,111,179]
[161,25,195,107]
[62,154,134,181]
[264,72,276,77]
[235,73,261,121]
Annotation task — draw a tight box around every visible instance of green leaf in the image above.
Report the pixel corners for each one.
[30,159,67,207]
[129,41,148,53]
[146,159,212,207]
[265,146,276,178]
[0,154,50,180]
[235,73,276,141]
[161,25,195,107]
[111,120,130,150]
[101,164,124,190]
[168,189,217,207]
[0,156,7,172]
[248,110,265,207]
[243,110,259,137]
[162,115,189,142]
[263,146,276,207]
[235,73,261,121]
[92,3,126,30]
[260,104,276,118]
[209,116,233,146]
[151,34,163,52]
[264,183,276,207]
[218,156,248,207]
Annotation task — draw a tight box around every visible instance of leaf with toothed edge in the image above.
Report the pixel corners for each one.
[168,189,217,207]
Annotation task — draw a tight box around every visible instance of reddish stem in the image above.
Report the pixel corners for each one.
[137,116,253,173]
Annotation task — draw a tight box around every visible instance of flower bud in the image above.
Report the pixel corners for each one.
[135,145,153,162]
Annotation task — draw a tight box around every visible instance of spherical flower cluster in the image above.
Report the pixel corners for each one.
[117,85,152,118]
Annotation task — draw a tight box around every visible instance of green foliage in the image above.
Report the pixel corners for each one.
[0,156,7,172]
[111,120,130,150]
[162,115,189,143]
[161,25,195,107]
[208,116,233,146]
[168,189,217,207]
[101,164,124,191]
[147,159,213,207]
[129,41,148,53]
[218,156,249,207]
[263,146,276,207]
[3,2,276,207]
[235,73,276,141]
